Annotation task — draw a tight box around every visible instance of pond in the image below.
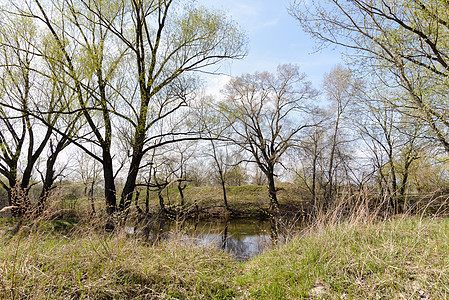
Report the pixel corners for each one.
[126,218,295,261]
[180,219,274,261]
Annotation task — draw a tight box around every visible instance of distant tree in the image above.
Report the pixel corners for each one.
[74,151,103,215]
[163,142,197,206]
[209,140,231,209]
[208,140,247,209]
[220,64,317,212]
[294,108,327,209]
[252,168,268,186]
[225,165,248,186]
[353,85,424,213]
[185,164,209,187]
[322,65,360,206]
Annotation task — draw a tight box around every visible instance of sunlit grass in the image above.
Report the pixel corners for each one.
[0,227,240,299]
[1,214,449,299]
[240,216,449,299]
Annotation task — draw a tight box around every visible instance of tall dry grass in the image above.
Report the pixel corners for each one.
[239,188,449,299]
[2,188,449,299]
[0,220,240,299]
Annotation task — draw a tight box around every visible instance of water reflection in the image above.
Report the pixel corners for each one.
[136,218,284,261]
[179,219,273,261]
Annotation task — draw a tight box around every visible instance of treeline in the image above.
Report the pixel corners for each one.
[1,0,449,221]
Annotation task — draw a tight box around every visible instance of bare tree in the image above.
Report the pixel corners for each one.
[220,64,317,212]
[294,107,327,209]
[322,65,360,206]
[353,85,424,213]
[162,142,197,207]
[208,141,246,209]
[74,151,103,215]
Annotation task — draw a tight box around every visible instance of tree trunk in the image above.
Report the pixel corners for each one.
[311,149,317,210]
[89,179,96,215]
[266,170,279,212]
[210,141,229,210]
[177,183,186,206]
[21,129,52,191]
[38,157,56,214]
[119,151,144,213]
[103,149,117,215]
[158,189,165,211]
[6,175,16,207]
[220,180,229,210]
[145,183,150,214]
[134,190,143,214]
[388,157,398,214]
[398,154,415,214]
[38,137,68,214]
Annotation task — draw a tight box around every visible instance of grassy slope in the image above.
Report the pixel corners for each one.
[176,183,303,205]
[67,183,306,219]
[1,216,449,299]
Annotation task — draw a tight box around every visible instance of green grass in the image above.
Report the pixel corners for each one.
[240,216,449,299]
[0,229,240,299]
[50,183,306,220]
[142,183,303,207]
[1,216,449,299]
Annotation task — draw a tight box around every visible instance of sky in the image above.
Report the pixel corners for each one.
[198,0,344,95]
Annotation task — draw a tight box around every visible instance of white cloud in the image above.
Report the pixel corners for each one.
[203,74,231,98]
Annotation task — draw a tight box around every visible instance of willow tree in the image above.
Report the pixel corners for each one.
[290,0,449,155]
[1,0,121,215]
[18,0,246,216]
[221,64,317,212]
[0,14,76,216]
[115,1,246,213]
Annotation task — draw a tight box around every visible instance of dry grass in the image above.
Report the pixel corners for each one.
[2,190,449,299]
[240,214,449,299]
[0,227,240,299]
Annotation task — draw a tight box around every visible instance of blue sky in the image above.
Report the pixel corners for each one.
[199,0,344,93]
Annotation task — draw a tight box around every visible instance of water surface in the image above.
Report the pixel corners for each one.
[179,219,273,261]
[129,218,283,261]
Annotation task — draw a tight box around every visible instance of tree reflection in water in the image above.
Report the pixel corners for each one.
[135,216,292,261]
[180,218,275,261]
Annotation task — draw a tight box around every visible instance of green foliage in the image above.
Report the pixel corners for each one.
[175,5,246,56]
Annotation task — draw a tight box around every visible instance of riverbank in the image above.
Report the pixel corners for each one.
[50,183,309,221]
[1,215,448,299]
